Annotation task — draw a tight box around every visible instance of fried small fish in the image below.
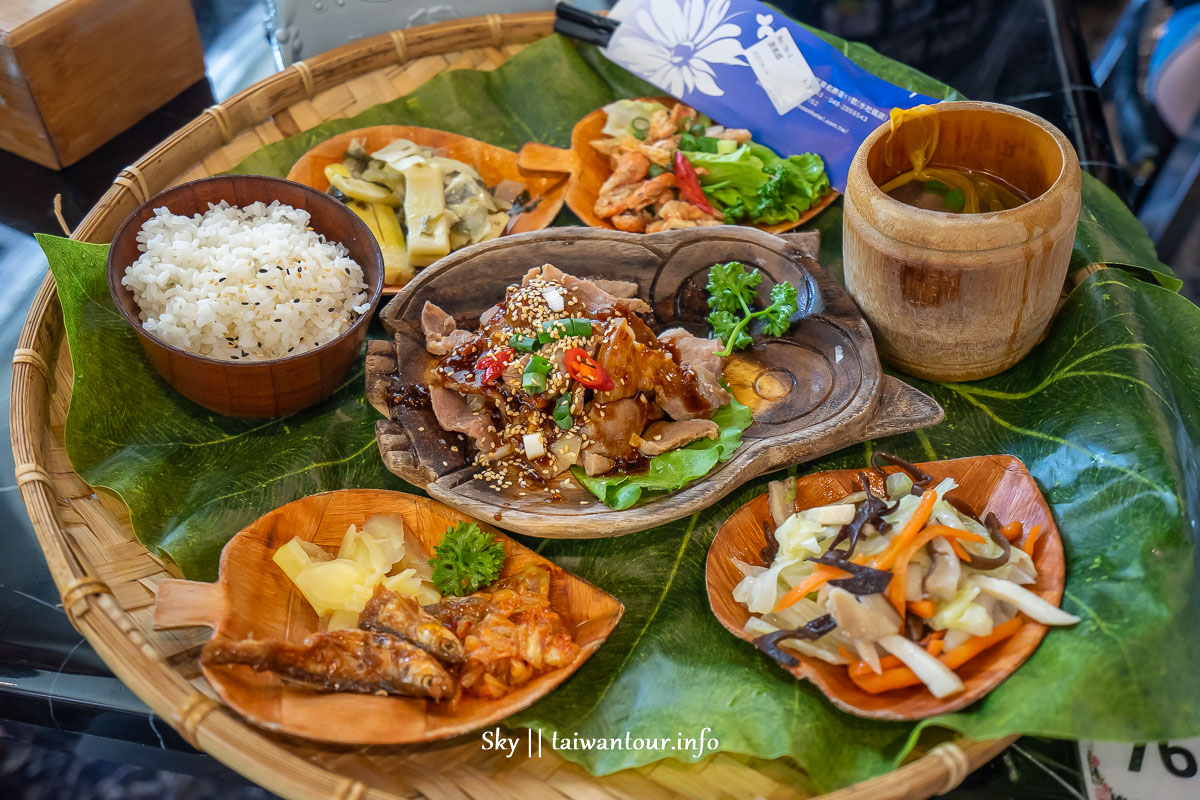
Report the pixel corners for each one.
[359,585,466,664]
[201,628,456,700]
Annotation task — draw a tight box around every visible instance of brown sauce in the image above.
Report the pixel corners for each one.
[881,105,1029,214]
[389,382,430,410]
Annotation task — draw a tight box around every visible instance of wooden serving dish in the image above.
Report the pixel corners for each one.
[364,225,943,538]
[706,454,1066,720]
[287,125,567,293]
[843,101,1082,381]
[153,488,623,744]
[106,175,385,418]
[516,97,839,233]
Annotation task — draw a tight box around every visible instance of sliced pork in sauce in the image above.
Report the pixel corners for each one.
[399,264,735,495]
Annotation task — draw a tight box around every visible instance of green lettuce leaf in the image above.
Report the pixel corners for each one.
[685,144,831,225]
[43,30,1200,794]
[572,395,754,509]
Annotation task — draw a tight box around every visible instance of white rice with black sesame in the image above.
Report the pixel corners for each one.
[122,200,371,361]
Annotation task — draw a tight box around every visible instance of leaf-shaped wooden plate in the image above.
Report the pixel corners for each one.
[286,125,568,294]
[516,97,839,233]
[365,225,943,539]
[153,489,623,744]
[706,454,1066,720]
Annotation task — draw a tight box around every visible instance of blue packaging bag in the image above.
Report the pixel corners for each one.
[605,0,939,190]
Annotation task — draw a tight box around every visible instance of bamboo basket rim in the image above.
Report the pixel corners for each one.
[8,11,1014,800]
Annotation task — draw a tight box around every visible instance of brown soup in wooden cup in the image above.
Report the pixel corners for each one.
[107,175,384,418]
[843,101,1081,381]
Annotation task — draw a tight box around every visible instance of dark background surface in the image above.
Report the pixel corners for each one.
[0,1,1190,797]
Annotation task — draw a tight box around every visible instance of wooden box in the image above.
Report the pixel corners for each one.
[0,0,206,169]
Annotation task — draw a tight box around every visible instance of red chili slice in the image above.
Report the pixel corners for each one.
[564,347,614,391]
[476,348,513,384]
[673,150,717,216]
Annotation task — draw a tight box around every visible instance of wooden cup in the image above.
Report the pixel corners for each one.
[842,102,1081,381]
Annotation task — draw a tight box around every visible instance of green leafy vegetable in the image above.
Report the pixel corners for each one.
[37,31,1200,794]
[682,144,831,226]
[572,395,753,509]
[705,261,800,356]
[428,522,506,596]
[943,188,966,212]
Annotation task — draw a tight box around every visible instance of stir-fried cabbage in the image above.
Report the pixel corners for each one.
[732,469,1078,700]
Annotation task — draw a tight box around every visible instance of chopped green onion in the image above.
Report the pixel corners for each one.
[924,180,949,195]
[943,189,966,212]
[537,317,592,343]
[522,354,551,393]
[553,394,573,430]
[522,370,547,393]
[648,164,666,178]
[678,116,693,133]
[631,116,649,141]
[509,333,538,352]
[680,132,722,153]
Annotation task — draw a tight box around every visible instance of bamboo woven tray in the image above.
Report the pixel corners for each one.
[9,12,1012,800]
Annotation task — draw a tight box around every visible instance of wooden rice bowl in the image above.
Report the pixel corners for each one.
[153,488,623,744]
[706,454,1066,720]
[287,125,568,293]
[516,96,840,233]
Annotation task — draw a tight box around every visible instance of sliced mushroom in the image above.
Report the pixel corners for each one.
[825,587,901,643]
[768,478,796,528]
[925,536,960,600]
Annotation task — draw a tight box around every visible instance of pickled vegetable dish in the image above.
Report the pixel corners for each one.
[324,137,527,286]
[733,454,1077,698]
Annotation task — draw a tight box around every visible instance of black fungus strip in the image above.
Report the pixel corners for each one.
[872,451,934,496]
[945,494,982,523]
[809,551,894,595]
[752,615,838,667]
[760,518,779,564]
[825,472,897,559]
[960,512,1013,570]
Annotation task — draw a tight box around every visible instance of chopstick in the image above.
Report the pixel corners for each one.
[554,3,618,47]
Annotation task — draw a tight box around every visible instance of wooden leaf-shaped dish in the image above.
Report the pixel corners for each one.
[706,455,1066,720]
[153,489,623,744]
[516,97,839,233]
[286,125,568,294]
[365,225,943,539]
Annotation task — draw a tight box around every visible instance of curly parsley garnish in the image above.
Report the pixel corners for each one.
[705,261,800,357]
[429,522,506,596]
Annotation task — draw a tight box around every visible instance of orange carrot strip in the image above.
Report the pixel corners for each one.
[1021,524,1043,557]
[849,665,924,694]
[1000,520,1024,541]
[847,619,1022,694]
[925,637,945,657]
[773,563,848,613]
[907,600,937,618]
[873,489,939,570]
[948,538,971,561]
[848,655,902,678]
[941,617,1023,669]
[887,525,986,615]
